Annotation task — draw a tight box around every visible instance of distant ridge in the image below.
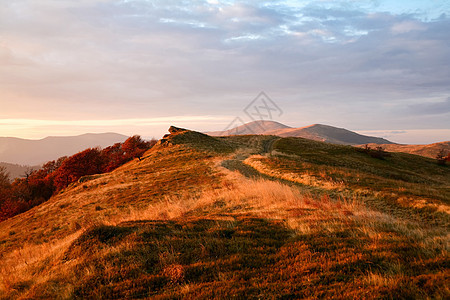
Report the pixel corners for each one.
[0,133,128,165]
[358,141,450,159]
[208,120,393,145]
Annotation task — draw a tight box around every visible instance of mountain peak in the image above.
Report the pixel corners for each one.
[208,121,393,145]
[245,120,291,128]
[208,120,290,136]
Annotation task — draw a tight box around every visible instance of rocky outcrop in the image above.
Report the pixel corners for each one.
[168,126,187,134]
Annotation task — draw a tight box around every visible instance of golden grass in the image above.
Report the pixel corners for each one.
[0,145,219,253]
[0,231,82,298]
[0,134,448,299]
[363,272,402,288]
[242,150,450,231]
[1,171,448,298]
[244,155,346,191]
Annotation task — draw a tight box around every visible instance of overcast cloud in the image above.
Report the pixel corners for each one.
[0,0,449,142]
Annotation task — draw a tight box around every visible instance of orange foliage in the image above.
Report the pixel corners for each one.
[0,136,156,222]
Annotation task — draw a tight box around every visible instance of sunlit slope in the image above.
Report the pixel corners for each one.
[0,144,222,253]
[0,128,448,299]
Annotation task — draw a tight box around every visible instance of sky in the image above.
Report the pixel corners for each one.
[1,0,449,144]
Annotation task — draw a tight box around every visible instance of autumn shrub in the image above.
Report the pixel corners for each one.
[0,136,156,222]
[357,145,391,159]
[122,135,153,160]
[102,136,156,172]
[53,148,104,190]
[101,143,125,172]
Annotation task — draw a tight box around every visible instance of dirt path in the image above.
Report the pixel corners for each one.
[262,136,280,155]
[221,136,280,179]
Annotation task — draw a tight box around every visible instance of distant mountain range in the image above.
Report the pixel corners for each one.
[208,120,393,145]
[1,123,447,181]
[208,120,450,158]
[0,133,128,166]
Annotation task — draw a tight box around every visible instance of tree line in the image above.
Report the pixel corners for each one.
[0,135,156,222]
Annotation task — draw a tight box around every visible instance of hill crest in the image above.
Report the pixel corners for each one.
[208,120,290,136]
[358,141,450,159]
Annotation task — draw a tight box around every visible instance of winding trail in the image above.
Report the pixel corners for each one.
[220,136,449,228]
[221,136,280,179]
[262,136,280,155]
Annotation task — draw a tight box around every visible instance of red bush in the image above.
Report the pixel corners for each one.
[122,135,154,160]
[0,135,156,222]
[53,148,104,190]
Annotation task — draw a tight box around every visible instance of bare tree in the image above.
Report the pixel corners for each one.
[22,167,35,183]
[0,166,10,188]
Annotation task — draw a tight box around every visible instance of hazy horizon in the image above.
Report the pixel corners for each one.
[1,120,449,145]
[1,1,449,144]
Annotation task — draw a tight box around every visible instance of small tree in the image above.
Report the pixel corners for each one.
[122,135,153,160]
[436,149,448,165]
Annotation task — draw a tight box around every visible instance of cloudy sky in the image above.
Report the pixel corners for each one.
[1,0,449,143]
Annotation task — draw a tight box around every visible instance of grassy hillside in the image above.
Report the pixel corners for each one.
[0,129,448,299]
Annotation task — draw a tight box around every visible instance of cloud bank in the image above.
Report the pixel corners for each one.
[0,0,449,141]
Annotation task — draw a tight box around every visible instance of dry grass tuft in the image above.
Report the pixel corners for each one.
[0,231,82,296]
